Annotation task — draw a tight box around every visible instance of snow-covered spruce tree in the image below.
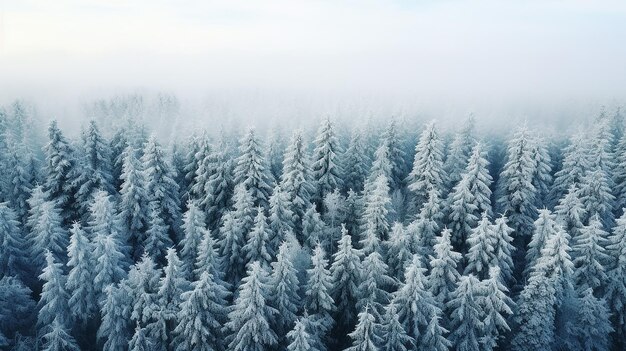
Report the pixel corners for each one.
[345,306,383,351]
[391,255,441,344]
[357,251,395,318]
[464,214,495,280]
[301,204,326,249]
[244,208,273,267]
[554,184,586,242]
[366,140,393,194]
[66,222,96,323]
[193,227,228,290]
[127,255,161,326]
[156,248,187,347]
[119,145,149,260]
[577,169,615,227]
[270,241,301,340]
[448,142,493,248]
[525,209,559,276]
[26,185,46,232]
[344,189,363,237]
[444,115,476,191]
[179,201,207,278]
[144,199,174,264]
[92,232,128,306]
[286,319,313,351]
[322,189,346,254]
[182,134,202,197]
[380,303,414,351]
[330,225,363,329]
[268,186,295,255]
[413,188,444,258]
[530,135,553,207]
[226,261,278,351]
[613,131,626,213]
[109,127,129,191]
[4,146,35,225]
[312,118,343,205]
[202,139,234,231]
[97,283,132,351]
[234,128,274,209]
[477,267,514,350]
[42,120,79,223]
[32,200,68,268]
[38,251,71,329]
[140,135,181,244]
[74,120,115,218]
[304,244,335,348]
[428,228,462,308]
[360,174,391,255]
[421,311,451,351]
[0,203,30,282]
[497,127,538,241]
[0,276,36,343]
[406,122,447,210]
[386,223,413,280]
[342,129,369,193]
[128,324,152,351]
[550,132,591,204]
[605,211,626,343]
[572,214,610,292]
[570,288,613,351]
[40,317,81,351]
[381,119,409,191]
[218,184,255,284]
[173,271,229,351]
[490,215,515,285]
[447,274,483,351]
[281,130,314,233]
[188,134,212,201]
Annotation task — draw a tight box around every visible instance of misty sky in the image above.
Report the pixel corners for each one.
[1,0,626,123]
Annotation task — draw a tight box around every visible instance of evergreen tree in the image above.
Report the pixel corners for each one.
[551,132,591,204]
[525,209,559,276]
[605,211,626,343]
[270,241,301,338]
[490,216,515,285]
[173,270,229,351]
[386,223,412,280]
[554,184,586,242]
[188,134,213,201]
[530,136,553,207]
[0,276,36,344]
[32,200,68,268]
[304,244,335,343]
[219,184,255,283]
[413,188,444,257]
[447,274,483,351]
[571,288,613,351]
[109,127,129,191]
[26,185,46,232]
[381,119,408,191]
[119,145,149,260]
[477,267,514,350]
[497,127,538,239]
[43,120,78,223]
[380,303,414,351]
[66,222,97,323]
[287,319,313,351]
[392,255,440,342]
[578,169,615,227]
[98,283,132,351]
[193,227,226,288]
[144,199,174,263]
[420,312,451,351]
[75,120,114,217]
[141,135,181,243]
[407,122,446,209]
[357,251,395,318]
[179,202,207,278]
[447,143,492,247]
[127,255,161,326]
[445,115,476,190]
[345,307,382,351]
[281,131,314,232]
[360,175,391,255]
[330,225,363,328]
[38,251,71,329]
[5,146,35,225]
[301,204,326,249]
[41,317,81,351]
[226,261,278,351]
[92,232,127,305]
[312,118,343,204]
[244,208,273,267]
[0,203,30,281]
[202,140,234,230]
[572,214,610,292]
[464,214,495,280]
[268,186,295,255]
[234,128,274,208]
[428,228,462,307]
[128,324,152,351]
[342,129,369,193]
[157,248,187,346]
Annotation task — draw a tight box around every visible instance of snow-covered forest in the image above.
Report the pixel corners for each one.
[1,100,626,351]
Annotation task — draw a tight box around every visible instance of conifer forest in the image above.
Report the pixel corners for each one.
[0,100,625,351]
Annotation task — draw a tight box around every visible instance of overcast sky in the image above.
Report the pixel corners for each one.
[1,0,625,123]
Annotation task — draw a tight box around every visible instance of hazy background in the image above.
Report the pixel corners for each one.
[1,0,625,134]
